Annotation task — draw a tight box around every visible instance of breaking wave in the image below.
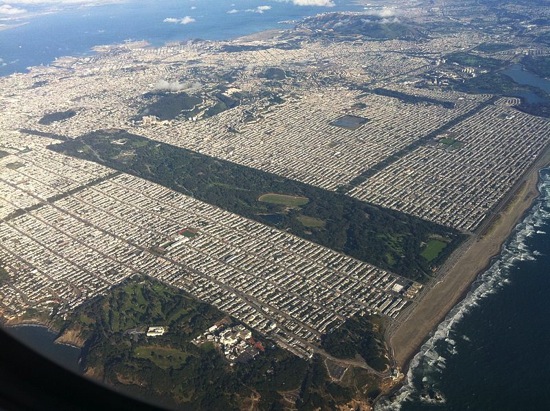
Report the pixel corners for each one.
[375,169,550,410]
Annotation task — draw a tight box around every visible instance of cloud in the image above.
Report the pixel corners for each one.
[180,16,196,24]
[364,7,396,18]
[154,80,186,92]
[273,0,335,6]
[154,80,202,94]
[358,16,400,25]
[163,16,196,25]
[0,4,27,14]
[380,17,399,24]
[245,5,271,14]
[226,8,238,14]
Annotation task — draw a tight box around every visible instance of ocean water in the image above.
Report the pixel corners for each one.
[0,0,363,76]
[6,325,81,374]
[376,168,550,410]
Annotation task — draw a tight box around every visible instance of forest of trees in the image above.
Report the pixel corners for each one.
[61,277,376,410]
[50,130,461,281]
[38,109,76,125]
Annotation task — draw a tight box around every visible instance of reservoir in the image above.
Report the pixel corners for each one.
[502,64,550,103]
[6,325,81,374]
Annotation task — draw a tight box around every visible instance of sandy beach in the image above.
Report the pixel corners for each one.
[389,144,550,369]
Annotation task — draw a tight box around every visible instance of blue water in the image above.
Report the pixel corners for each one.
[377,168,550,410]
[504,64,550,93]
[6,325,81,374]
[503,64,550,104]
[0,0,363,76]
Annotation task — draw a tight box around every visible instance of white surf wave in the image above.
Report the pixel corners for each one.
[375,170,550,410]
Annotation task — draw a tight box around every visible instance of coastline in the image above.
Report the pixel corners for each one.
[1,7,550,409]
[5,322,83,350]
[388,142,550,370]
[4,316,57,330]
[4,322,83,375]
[3,317,85,349]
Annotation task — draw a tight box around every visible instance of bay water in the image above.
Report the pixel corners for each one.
[0,0,363,76]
